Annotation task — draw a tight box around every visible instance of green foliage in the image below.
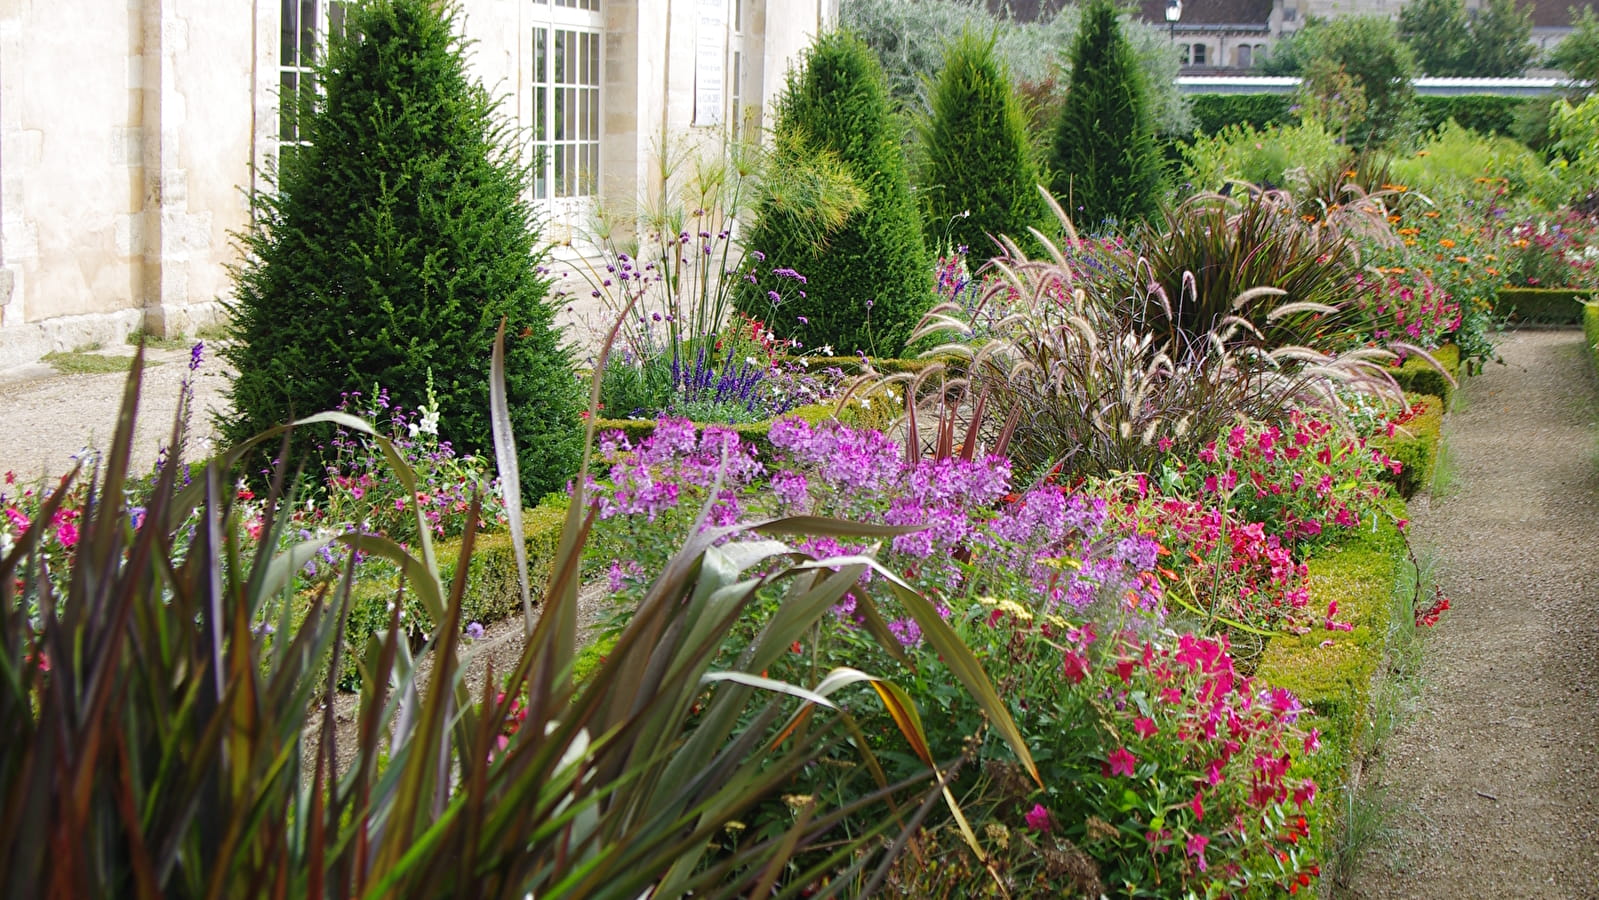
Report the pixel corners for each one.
[1415,95,1533,137]
[1389,344,1460,405]
[734,30,932,355]
[1549,6,1599,87]
[1134,189,1366,348]
[1369,393,1445,498]
[1387,120,1559,203]
[0,346,1043,897]
[1585,302,1599,370]
[1495,287,1599,323]
[1466,0,1538,77]
[1272,16,1419,146]
[222,0,582,504]
[1186,92,1296,137]
[1049,0,1166,231]
[1180,120,1346,192]
[840,0,1191,136]
[919,30,1048,257]
[1398,0,1472,75]
[1552,92,1599,195]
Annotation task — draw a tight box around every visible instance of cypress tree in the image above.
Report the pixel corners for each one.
[920,30,1048,259]
[222,0,582,503]
[734,31,931,356]
[1049,0,1165,231]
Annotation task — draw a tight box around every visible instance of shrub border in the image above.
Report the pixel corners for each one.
[1494,288,1598,326]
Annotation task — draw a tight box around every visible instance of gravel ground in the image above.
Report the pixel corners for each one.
[1344,329,1599,898]
[0,343,230,480]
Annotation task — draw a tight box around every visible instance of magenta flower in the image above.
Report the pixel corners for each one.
[1024,803,1052,833]
[1186,833,1209,871]
[1133,716,1158,739]
[1105,747,1137,778]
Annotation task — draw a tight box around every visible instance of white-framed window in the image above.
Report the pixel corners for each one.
[730,0,745,140]
[531,3,603,203]
[278,0,347,144]
[1191,43,1208,66]
[1236,44,1252,68]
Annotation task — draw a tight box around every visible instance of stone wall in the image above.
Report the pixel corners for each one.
[0,0,836,370]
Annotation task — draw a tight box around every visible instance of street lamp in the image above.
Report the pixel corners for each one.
[1166,0,1183,39]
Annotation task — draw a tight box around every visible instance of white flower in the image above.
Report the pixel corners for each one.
[409,404,441,439]
[820,345,834,356]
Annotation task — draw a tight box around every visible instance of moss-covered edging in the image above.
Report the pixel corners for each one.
[1389,343,1460,408]
[1494,288,1598,326]
[591,402,844,461]
[1256,497,1410,872]
[1370,393,1445,499]
[332,498,570,687]
[1584,303,1599,370]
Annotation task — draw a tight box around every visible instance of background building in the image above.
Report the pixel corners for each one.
[0,0,837,368]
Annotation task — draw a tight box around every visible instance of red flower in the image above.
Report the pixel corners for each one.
[1104,747,1137,778]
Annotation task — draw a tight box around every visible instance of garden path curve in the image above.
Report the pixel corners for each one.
[1346,328,1599,898]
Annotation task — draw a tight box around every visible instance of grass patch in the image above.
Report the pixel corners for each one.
[42,350,158,375]
[125,330,195,351]
[1324,542,1439,893]
[1429,438,1460,498]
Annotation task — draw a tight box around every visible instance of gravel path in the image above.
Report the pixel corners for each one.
[1345,329,1599,898]
[0,344,230,480]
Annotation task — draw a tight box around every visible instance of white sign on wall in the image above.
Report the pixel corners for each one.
[693,0,727,127]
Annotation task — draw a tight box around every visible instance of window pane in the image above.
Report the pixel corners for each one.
[587,32,599,84]
[554,30,566,84]
[279,71,298,140]
[299,0,317,63]
[587,89,598,140]
[554,86,565,140]
[280,0,298,66]
[534,28,547,84]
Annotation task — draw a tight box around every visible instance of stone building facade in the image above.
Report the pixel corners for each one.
[0,0,835,368]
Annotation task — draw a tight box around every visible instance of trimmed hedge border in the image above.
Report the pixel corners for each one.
[1370,393,1445,499]
[1389,343,1460,408]
[1494,287,1598,326]
[1256,496,1410,870]
[1585,302,1599,368]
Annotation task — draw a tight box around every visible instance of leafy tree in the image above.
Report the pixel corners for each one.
[1049,0,1166,231]
[223,0,583,503]
[1398,0,1472,75]
[920,30,1048,257]
[1548,5,1599,87]
[1296,56,1370,144]
[734,30,931,355]
[1466,0,1537,77]
[841,0,1191,137]
[1274,17,1418,146]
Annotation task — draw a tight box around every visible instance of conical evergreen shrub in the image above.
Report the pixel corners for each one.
[1049,0,1166,231]
[920,30,1048,258]
[734,31,931,356]
[222,0,582,503]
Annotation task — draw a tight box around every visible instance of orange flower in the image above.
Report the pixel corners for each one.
[1424,210,1441,218]
[1404,239,1417,247]
[1455,255,1471,263]
[1439,238,1457,248]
